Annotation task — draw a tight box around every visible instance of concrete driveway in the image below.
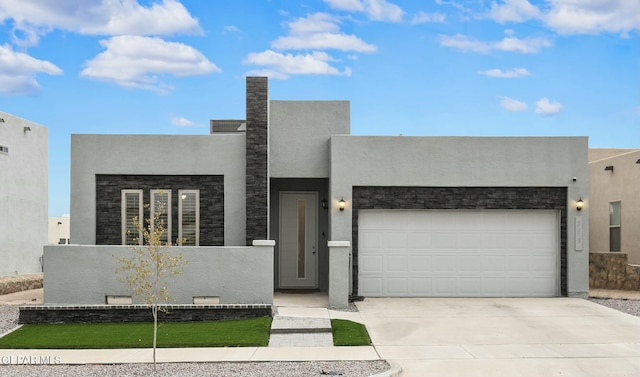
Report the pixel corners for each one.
[357,298,640,377]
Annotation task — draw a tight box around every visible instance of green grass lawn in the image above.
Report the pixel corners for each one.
[0,317,272,349]
[0,317,372,348]
[331,319,372,346]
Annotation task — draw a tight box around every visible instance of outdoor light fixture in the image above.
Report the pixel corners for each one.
[321,198,328,210]
[23,126,31,133]
[604,165,614,172]
[576,198,584,211]
[338,197,346,211]
[636,159,640,164]
[0,118,4,122]
[181,194,187,200]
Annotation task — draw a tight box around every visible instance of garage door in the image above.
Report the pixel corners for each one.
[358,210,559,297]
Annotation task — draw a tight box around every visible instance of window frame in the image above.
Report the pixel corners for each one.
[121,189,143,245]
[178,189,200,246]
[150,189,172,245]
[609,201,621,252]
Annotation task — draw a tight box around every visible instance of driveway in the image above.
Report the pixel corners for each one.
[357,298,640,377]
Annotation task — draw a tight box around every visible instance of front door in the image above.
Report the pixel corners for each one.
[279,192,318,288]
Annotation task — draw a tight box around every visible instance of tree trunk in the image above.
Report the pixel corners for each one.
[152,304,158,371]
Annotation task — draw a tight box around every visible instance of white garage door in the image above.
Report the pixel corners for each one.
[358,210,559,297]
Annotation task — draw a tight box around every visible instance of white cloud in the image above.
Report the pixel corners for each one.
[438,34,492,53]
[170,117,199,127]
[243,50,352,79]
[80,36,220,93]
[324,0,404,22]
[272,13,376,53]
[224,25,240,33]
[494,36,552,53]
[543,0,640,36]
[488,0,540,23]
[499,96,528,112]
[536,97,563,115]
[411,12,446,24]
[439,33,552,54]
[478,68,531,78]
[0,44,62,95]
[0,0,202,46]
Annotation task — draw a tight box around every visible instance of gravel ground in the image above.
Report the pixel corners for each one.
[588,297,640,317]
[0,361,391,377]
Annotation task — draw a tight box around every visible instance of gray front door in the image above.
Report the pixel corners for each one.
[279,192,318,288]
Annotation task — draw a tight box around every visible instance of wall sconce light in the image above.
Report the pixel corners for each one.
[23,126,31,133]
[338,197,346,211]
[321,198,328,210]
[576,197,584,211]
[604,165,614,172]
[181,194,187,200]
[636,159,640,164]
[0,118,5,122]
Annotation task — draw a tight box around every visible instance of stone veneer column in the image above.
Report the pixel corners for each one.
[245,77,269,245]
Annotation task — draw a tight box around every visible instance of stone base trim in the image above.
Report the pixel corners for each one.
[0,274,43,295]
[590,252,640,291]
[18,304,273,324]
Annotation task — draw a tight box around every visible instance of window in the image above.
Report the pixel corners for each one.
[609,201,621,252]
[121,190,143,245]
[151,189,172,245]
[0,145,8,154]
[179,190,199,246]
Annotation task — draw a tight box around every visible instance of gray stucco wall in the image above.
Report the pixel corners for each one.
[71,134,246,246]
[0,112,48,276]
[43,244,274,305]
[269,100,350,179]
[329,136,590,297]
[588,149,640,264]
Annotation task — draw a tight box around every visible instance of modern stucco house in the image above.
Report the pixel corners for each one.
[0,111,48,276]
[589,149,640,264]
[46,77,590,306]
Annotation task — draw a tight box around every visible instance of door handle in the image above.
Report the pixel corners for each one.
[312,245,316,254]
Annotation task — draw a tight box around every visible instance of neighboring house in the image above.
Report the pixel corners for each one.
[0,112,48,276]
[61,77,589,302]
[589,149,640,264]
[48,217,70,245]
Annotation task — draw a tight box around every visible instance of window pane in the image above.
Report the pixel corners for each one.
[124,192,141,245]
[297,199,306,279]
[180,191,199,246]
[610,227,621,252]
[609,201,621,226]
[151,190,171,245]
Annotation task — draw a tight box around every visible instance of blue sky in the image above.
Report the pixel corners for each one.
[0,0,638,217]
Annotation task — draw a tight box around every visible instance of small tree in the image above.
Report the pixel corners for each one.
[115,197,186,371]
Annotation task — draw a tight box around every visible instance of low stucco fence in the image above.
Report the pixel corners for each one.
[43,242,274,305]
[0,273,43,295]
[590,252,640,291]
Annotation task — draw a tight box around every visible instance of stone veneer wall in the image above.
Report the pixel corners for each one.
[19,304,272,324]
[0,274,43,295]
[352,186,568,296]
[590,252,640,291]
[245,77,269,245]
[95,175,224,246]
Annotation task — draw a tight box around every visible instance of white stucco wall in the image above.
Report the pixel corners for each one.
[589,149,640,264]
[0,112,48,276]
[270,100,350,178]
[71,134,246,246]
[329,136,590,297]
[48,217,70,245]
